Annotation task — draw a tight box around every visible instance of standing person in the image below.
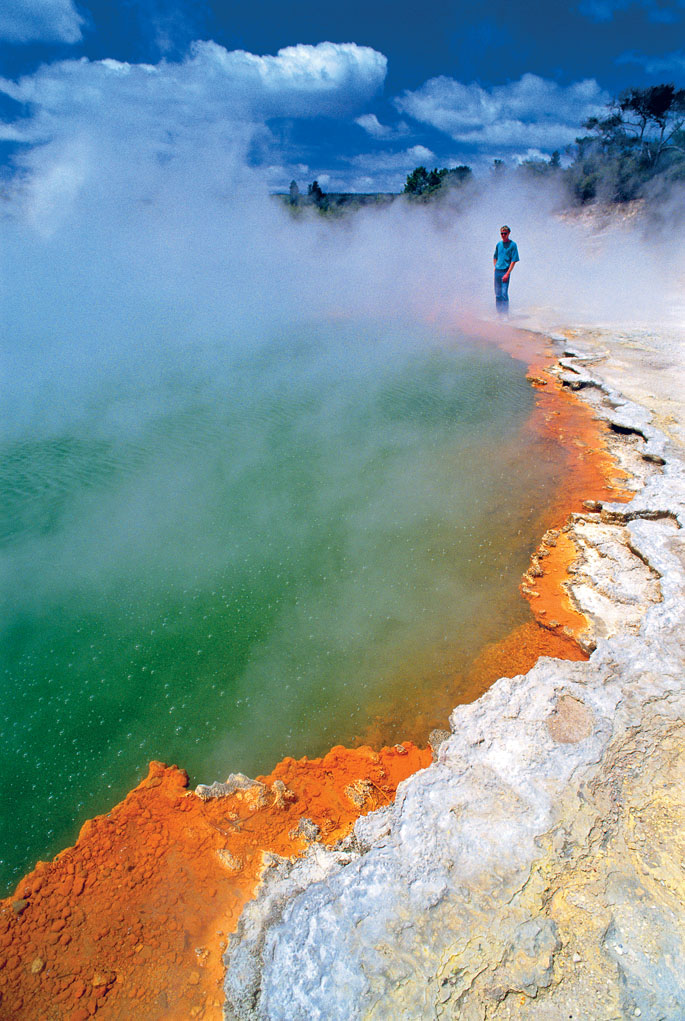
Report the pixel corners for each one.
[493,225,519,311]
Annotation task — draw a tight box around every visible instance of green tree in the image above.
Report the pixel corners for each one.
[520,150,563,177]
[568,83,685,203]
[307,180,329,211]
[618,84,685,167]
[444,165,473,185]
[404,165,448,197]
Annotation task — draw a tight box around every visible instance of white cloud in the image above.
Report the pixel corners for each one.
[0,40,388,227]
[0,0,84,44]
[2,41,387,131]
[349,144,435,171]
[355,113,392,138]
[355,113,410,140]
[0,122,26,141]
[192,40,388,117]
[337,144,439,192]
[405,144,435,162]
[394,73,609,154]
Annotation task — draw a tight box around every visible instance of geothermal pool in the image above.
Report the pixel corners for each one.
[1,318,564,891]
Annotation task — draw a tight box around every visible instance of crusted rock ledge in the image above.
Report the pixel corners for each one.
[222,330,685,1021]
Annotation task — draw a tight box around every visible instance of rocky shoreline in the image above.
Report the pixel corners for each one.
[1,323,682,1021]
[222,326,685,1020]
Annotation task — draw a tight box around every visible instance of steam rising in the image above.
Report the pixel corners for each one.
[1,38,684,891]
[3,137,682,381]
[3,37,683,686]
[3,104,683,614]
[2,37,682,358]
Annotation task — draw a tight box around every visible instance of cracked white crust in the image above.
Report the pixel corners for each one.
[222,327,685,1021]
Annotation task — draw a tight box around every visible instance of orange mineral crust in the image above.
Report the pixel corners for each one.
[361,619,588,752]
[442,317,632,644]
[508,328,633,640]
[460,618,588,699]
[0,745,430,1021]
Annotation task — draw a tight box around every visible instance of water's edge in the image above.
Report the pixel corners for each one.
[220,324,685,1019]
[4,324,681,1020]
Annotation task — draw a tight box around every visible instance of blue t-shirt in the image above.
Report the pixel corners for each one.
[494,240,520,271]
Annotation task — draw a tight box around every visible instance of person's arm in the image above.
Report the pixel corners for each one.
[503,245,519,281]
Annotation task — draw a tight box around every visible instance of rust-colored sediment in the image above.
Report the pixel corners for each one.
[463,618,588,696]
[507,327,633,640]
[0,324,634,1021]
[0,744,430,1020]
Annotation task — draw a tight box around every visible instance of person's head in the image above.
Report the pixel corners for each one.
[500,225,511,240]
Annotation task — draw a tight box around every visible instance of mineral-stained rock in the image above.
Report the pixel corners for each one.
[270,779,296,808]
[217,849,244,871]
[344,780,376,809]
[222,331,685,1021]
[195,773,266,801]
[546,693,594,743]
[428,729,451,758]
[288,818,321,844]
[563,515,663,640]
[0,744,430,1020]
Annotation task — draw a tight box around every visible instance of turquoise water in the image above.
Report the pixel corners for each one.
[1,319,555,892]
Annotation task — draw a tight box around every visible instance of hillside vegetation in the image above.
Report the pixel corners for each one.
[280,83,685,214]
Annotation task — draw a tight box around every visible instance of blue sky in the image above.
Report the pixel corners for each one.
[1,0,684,193]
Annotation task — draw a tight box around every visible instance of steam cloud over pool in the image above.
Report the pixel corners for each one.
[3,58,680,894]
[1,309,566,891]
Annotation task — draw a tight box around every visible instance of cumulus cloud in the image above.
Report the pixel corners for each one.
[0,40,387,227]
[2,40,388,130]
[192,40,388,117]
[0,0,84,44]
[394,73,609,155]
[354,113,410,140]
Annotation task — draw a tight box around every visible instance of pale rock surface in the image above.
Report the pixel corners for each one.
[222,326,685,1021]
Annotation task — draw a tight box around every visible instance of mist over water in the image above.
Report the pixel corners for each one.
[2,110,682,893]
[2,303,554,890]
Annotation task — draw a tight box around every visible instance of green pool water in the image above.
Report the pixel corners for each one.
[1,318,560,893]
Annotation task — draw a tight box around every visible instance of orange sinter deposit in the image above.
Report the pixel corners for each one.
[0,744,430,1021]
[512,328,633,639]
[0,324,634,1021]
[360,617,589,754]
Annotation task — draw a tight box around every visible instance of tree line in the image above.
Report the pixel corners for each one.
[403,83,685,205]
[284,83,684,214]
[568,83,685,202]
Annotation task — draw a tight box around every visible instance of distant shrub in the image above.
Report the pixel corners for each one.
[404,164,472,199]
